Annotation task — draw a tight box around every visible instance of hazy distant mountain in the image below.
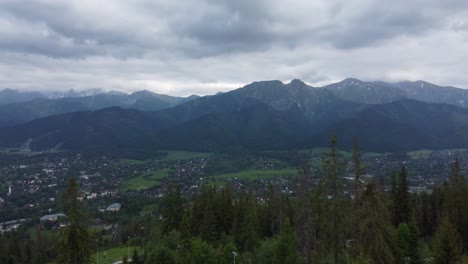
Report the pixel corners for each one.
[3,79,468,153]
[376,80,468,107]
[313,99,468,151]
[323,78,407,104]
[0,91,198,127]
[44,88,106,99]
[323,78,468,108]
[0,89,46,104]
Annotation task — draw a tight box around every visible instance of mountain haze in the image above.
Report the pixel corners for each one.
[2,78,468,154]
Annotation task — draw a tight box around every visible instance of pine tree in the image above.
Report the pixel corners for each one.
[352,138,364,199]
[132,248,141,264]
[391,166,411,226]
[179,209,192,241]
[161,185,184,235]
[274,219,300,264]
[322,134,346,263]
[236,191,259,251]
[432,216,462,264]
[445,158,468,250]
[295,154,313,264]
[262,184,285,237]
[407,217,422,264]
[56,177,92,264]
[357,183,395,264]
[396,218,422,264]
[214,183,234,235]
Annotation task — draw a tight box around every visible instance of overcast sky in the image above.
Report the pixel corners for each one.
[1,0,468,96]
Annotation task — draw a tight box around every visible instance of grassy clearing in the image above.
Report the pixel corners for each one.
[211,168,298,182]
[161,150,210,161]
[407,150,433,160]
[407,148,467,160]
[310,147,352,159]
[27,227,57,240]
[120,168,170,191]
[117,159,147,165]
[94,246,138,263]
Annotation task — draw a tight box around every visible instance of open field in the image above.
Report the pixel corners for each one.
[161,150,210,161]
[94,246,138,264]
[310,147,352,159]
[117,159,148,165]
[120,168,170,191]
[209,168,298,184]
[407,148,467,160]
[407,149,433,160]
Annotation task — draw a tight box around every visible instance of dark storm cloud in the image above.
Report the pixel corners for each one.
[0,0,468,94]
[1,0,467,57]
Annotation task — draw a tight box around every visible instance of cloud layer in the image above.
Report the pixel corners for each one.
[1,0,468,95]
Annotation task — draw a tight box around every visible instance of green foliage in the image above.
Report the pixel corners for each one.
[186,237,217,264]
[444,158,468,250]
[356,183,395,264]
[253,220,299,264]
[132,248,142,264]
[391,166,411,226]
[161,151,210,161]
[318,134,347,263]
[235,191,260,251]
[161,185,184,235]
[396,219,422,264]
[218,242,239,264]
[120,168,170,191]
[210,168,297,184]
[432,216,463,264]
[146,246,176,264]
[55,177,93,264]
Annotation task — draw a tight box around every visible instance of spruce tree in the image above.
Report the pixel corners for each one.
[236,191,259,251]
[214,183,234,235]
[161,185,184,235]
[352,138,364,199]
[56,177,92,264]
[445,158,468,250]
[357,183,395,264]
[391,166,411,226]
[321,134,346,263]
[274,219,300,264]
[132,248,141,264]
[295,154,314,264]
[432,215,462,264]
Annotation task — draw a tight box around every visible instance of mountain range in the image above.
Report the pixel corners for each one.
[1,78,468,154]
[0,89,199,127]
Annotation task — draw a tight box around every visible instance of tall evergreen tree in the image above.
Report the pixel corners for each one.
[432,215,463,264]
[295,154,314,264]
[445,158,468,250]
[214,183,234,236]
[56,177,92,264]
[263,185,285,237]
[321,134,346,263]
[235,191,259,251]
[396,217,422,264]
[161,185,184,235]
[391,166,411,226]
[132,248,142,264]
[274,219,300,264]
[352,138,364,199]
[357,183,395,264]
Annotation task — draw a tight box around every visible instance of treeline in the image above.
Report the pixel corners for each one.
[0,137,467,263]
[143,137,468,263]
